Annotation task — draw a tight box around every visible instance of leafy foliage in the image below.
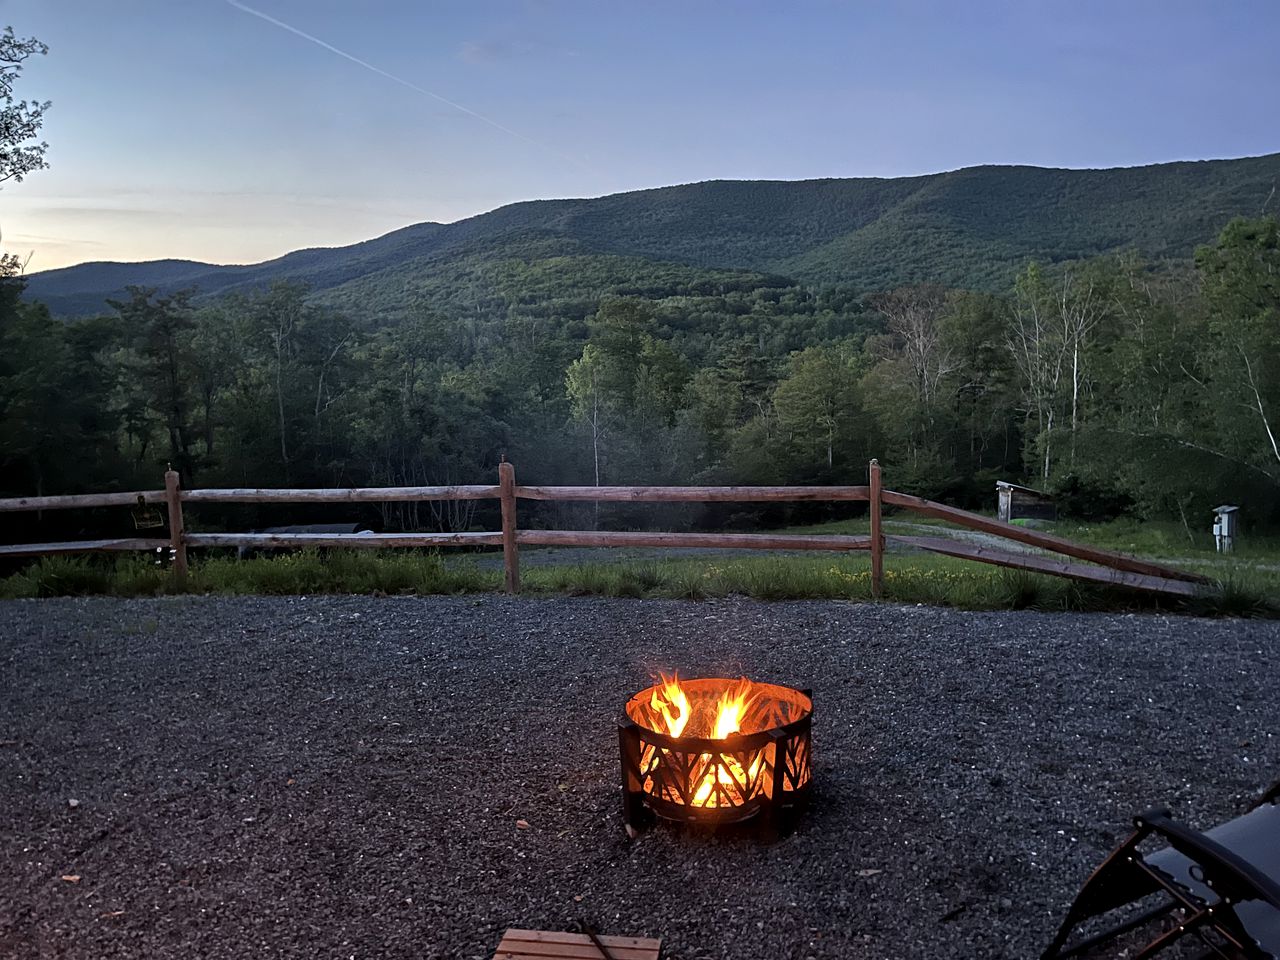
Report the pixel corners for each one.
[0,25,49,185]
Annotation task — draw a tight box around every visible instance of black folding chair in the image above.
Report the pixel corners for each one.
[1043,780,1280,959]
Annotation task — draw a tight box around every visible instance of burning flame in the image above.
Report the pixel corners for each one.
[649,672,690,738]
[647,672,760,741]
[645,673,766,808]
[711,677,757,740]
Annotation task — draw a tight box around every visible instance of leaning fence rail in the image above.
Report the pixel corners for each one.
[0,460,1211,599]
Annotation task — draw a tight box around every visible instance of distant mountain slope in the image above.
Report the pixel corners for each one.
[24,153,1280,317]
[24,222,451,317]
[22,259,221,315]
[781,157,1280,288]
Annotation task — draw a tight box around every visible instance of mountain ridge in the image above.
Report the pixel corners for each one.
[23,152,1280,318]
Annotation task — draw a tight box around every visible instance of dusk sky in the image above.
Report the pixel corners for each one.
[3,0,1278,271]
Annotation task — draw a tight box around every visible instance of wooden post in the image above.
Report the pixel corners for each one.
[499,459,520,594]
[164,468,188,584]
[869,459,883,598]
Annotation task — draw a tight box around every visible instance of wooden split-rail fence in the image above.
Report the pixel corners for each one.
[0,460,1211,598]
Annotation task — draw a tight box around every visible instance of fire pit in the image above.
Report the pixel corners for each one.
[618,674,813,836]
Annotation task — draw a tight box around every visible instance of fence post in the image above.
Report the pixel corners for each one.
[499,459,520,594]
[869,459,883,598]
[164,467,188,584]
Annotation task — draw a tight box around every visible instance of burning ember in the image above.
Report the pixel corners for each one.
[619,674,813,835]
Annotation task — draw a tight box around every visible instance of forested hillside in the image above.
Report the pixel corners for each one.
[24,154,1280,319]
[3,201,1279,546]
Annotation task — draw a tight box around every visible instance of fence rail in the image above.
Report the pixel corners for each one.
[880,490,1205,584]
[183,532,504,549]
[0,460,1211,599]
[0,537,171,558]
[516,531,874,551]
[0,491,166,512]
[181,485,501,504]
[890,536,1201,598]
[514,485,871,502]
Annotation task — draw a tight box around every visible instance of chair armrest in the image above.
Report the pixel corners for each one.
[1257,778,1280,808]
[1137,808,1280,911]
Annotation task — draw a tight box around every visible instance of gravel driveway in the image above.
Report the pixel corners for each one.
[2,596,1276,959]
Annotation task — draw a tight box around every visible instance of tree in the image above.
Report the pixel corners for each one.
[0,26,50,184]
[565,299,691,487]
[0,284,74,494]
[772,344,868,474]
[865,285,962,473]
[1057,266,1108,452]
[939,290,1020,477]
[108,287,199,480]
[187,304,241,460]
[682,340,777,470]
[215,282,361,485]
[872,285,954,410]
[1006,263,1110,479]
[565,343,608,488]
[0,258,117,497]
[1196,216,1280,470]
[346,308,500,530]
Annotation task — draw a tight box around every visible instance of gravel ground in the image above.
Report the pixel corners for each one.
[1,596,1277,960]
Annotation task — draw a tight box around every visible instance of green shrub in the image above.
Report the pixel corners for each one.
[110,555,176,596]
[0,556,113,597]
[1189,575,1278,618]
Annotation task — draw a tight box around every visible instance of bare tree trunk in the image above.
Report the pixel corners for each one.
[1242,350,1280,463]
[1177,498,1195,546]
[591,392,602,529]
[1060,272,1102,466]
[1043,409,1053,480]
[591,394,601,487]
[274,330,289,474]
[1071,341,1080,433]
[203,384,215,455]
[313,332,351,420]
[1070,340,1079,464]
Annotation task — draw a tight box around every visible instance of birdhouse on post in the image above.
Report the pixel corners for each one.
[1212,505,1239,553]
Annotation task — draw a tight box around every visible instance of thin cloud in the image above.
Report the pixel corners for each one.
[459,39,516,65]
[29,206,173,221]
[224,0,598,178]
[5,233,102,246]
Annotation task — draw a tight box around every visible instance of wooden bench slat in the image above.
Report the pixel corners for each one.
[495,949,658,960]
[495,945,658,960]
[495,928,661,960]
[502,930,660,948]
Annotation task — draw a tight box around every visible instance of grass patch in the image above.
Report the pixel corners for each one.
[194,550,495,595]
[525,553,1276,615]
[772,513,1280,563]
[1043,517,1280,558]
[0,550,496,600]
[194,549,493,595]
[766,514,969,537]
[0,543,1273,616]
[763,513,1279,611]
[0,554,177,599]
[523,554,1220,613]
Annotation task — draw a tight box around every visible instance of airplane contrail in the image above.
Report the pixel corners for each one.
[224,0,597,176]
